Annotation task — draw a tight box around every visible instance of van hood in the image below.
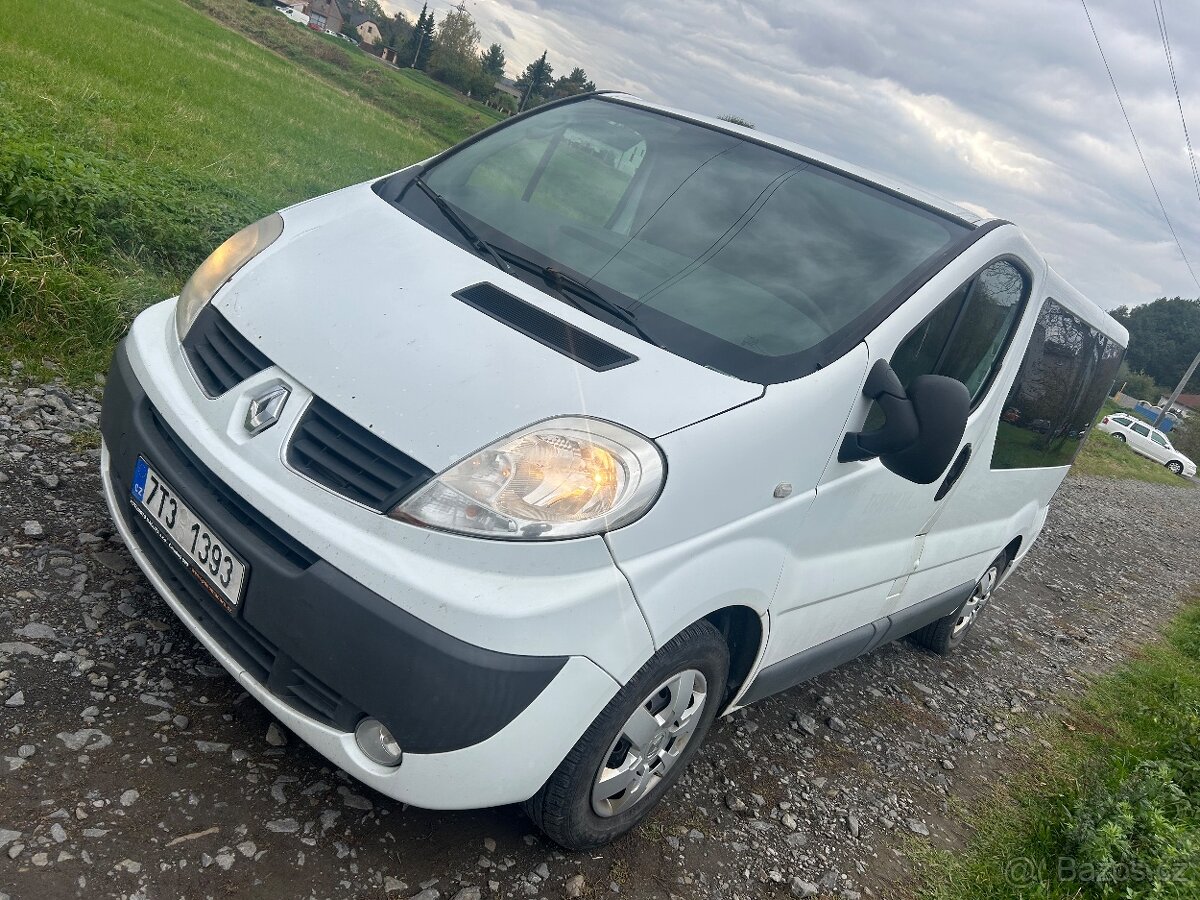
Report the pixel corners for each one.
[214,183,761,471]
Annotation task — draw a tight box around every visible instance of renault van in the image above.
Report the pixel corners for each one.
[99,92,1127,849]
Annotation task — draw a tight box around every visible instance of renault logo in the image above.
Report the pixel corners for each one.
[245,385,290,436]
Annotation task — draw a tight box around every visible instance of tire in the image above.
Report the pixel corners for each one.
[1113,432,1127,442]
[1166,460,1184,475]
[523,620,729,850]
[910,551,1008,656]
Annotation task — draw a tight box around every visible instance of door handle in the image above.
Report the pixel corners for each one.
[934,444,972,501]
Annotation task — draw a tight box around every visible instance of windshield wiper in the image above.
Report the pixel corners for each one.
[494,248,664,349]
[411,175,510,274]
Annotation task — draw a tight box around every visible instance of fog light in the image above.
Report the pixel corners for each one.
[354,718,403,767]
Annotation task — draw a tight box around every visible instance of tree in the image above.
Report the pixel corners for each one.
[1110,297,1200,393]
[514,51,553,111]
[549,66,595,100]
[717,114,756,128]
[406,3,435,69]
[427,6,484,93]
[480,42,506,80]
[1112,362,1163,402]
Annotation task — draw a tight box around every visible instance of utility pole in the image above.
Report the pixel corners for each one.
[410,30,424,68]
[1153,346,1200,429]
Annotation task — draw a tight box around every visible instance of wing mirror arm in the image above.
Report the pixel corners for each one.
[838,360,920,462]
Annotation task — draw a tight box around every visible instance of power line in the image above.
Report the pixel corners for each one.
[1151,0,1200,208]
[1079,0,1200,292]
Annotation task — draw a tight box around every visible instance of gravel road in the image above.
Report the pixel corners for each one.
[2,366,1199,900]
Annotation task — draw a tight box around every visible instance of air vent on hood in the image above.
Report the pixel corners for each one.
[183,307,273,397]
[287,398,434,512]
[455,283,637,372]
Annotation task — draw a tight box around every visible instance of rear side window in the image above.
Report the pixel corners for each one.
[992,299,1125,469]
[1132,423,1151,437]
[867,258,1028,429]
[1112,415,1133,425]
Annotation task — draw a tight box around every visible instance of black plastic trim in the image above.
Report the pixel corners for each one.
[101,342,567,753]
[455,282,637,371]
[286,398,435,512]
[182,306,272,398]
[740,580,974,704]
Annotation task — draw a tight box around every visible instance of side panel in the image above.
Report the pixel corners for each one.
[606,345,870,651]
[763,225,1045,669]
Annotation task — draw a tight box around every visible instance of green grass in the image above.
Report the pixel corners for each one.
[0,0,496,380]
[918,595,1200,899]
[1071,401,1194,487]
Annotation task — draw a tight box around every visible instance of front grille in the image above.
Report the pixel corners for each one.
[148,407,316,569]
[182,306,272,397]
[287,398,434,511]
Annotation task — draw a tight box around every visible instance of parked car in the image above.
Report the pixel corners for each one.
[98,93,1128,850]
[275,6,308,26]
[1098,413,1196,476]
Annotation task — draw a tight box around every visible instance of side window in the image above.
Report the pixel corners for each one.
[1131,423,1151,438]
[869,259,1028,428]
[992,298,1125,469]
[1113,415,1132,426]
[1151,432,1168,447]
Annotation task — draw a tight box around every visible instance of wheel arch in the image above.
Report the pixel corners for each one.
[701,605,767,710]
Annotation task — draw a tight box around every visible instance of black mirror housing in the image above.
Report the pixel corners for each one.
[839,360,969,485]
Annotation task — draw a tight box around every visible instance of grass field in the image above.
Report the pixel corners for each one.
[0,0,497,379]
[918,594,1200,899]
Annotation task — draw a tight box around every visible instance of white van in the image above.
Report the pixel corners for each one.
[99,93,1127,849]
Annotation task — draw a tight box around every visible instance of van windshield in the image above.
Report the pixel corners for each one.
[413,98,970,382]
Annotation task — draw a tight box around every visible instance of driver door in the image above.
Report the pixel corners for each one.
[762,246,1034,674]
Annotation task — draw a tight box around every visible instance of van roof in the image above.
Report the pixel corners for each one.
[602,93,1129,349]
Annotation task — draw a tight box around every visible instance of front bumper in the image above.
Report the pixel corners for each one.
[98,309,632,808]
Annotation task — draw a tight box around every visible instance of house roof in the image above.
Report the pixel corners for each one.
[1174,393,1200,411]
[349,13,376,27]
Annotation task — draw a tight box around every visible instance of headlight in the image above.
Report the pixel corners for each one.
[175,213,284,340]
[392,417,665,539]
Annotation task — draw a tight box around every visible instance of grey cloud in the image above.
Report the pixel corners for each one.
[382,0,1200,307]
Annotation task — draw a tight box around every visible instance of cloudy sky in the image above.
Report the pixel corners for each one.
[380,0,1200,310]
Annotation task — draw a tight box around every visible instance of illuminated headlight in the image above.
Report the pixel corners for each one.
[392,417,665,540]
[175,213,284,340]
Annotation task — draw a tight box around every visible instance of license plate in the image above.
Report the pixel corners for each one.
[131,457,248,611]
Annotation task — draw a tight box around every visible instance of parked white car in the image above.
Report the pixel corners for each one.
[99,93,1128,849]
[275,5,308,26]
[1098,413,1196,476]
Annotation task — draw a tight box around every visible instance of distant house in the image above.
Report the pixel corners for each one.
[350,13,381,45]
[303,0,343,33]
[494,78,523,102]
[1159,393,1200,419]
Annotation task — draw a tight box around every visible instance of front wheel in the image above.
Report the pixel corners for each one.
[1166,460,1184,475]
[910,551,1008,655]
[523,620,729,850]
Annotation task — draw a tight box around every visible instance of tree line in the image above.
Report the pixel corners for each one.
[1110,297,1200,399]
[339,1,596,113]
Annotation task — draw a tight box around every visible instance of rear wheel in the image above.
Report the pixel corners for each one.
[523,620,728,850]
[1166,460,1184,475]
[1113,432,1127,442]
[910,551,1008,655]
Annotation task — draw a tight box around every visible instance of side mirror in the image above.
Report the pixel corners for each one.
[838,359,969,485]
